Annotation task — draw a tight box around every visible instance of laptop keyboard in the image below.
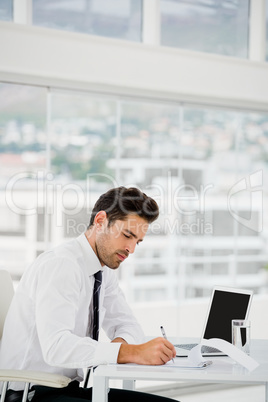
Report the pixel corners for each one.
[174,343,221,353]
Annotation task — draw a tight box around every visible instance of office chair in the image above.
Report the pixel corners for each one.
[0,270,71,402]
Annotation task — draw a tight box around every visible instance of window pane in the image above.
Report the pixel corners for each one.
[33,0,142,42]
[0,0,13,21]
[50,92,116,181]
[118,101,181,302]
[0,83,47,278]
[49,91,117,239]
[266,0,268,60]
[161,0,249,58]
[181,108,267,298]
[236,112,268,294]
[119,102,180,185]
[181,108,237,297]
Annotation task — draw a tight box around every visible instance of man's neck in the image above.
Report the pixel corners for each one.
[84,229,104,267]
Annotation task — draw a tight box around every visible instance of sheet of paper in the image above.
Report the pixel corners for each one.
[117,358,208,370]
[188,338,259,372]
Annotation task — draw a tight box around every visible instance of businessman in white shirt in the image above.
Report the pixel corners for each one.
[0,187,177,402]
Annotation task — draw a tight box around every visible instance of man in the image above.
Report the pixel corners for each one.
[0,187,177,402]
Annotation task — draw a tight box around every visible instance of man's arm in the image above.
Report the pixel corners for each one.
[103,271,176,365]
[102,270,145,344]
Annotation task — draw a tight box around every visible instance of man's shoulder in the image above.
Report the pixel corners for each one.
[53,236,81,258]
[30,237,82,270]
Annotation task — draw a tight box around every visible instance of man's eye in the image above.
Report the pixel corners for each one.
[123,234,130,239]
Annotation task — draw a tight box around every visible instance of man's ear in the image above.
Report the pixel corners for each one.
[94,211,107,229]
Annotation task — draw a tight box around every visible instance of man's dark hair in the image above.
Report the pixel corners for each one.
[88,186,159,228]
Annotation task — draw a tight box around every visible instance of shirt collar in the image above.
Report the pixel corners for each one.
[77,233,103,276]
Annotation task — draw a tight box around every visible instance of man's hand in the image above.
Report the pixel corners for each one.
[117,337,176,365]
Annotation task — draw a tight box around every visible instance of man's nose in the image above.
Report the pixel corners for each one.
[126,240,136,254]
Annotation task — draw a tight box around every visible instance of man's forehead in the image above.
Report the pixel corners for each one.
[113,215,149,234]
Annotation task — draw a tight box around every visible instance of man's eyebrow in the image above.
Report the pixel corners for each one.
[124,229,144,242]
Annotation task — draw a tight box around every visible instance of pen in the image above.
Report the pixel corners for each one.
[160,325,175,363]
[198,360,212,368]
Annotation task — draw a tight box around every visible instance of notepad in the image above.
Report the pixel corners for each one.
[164,357,212,369]
[112,358,212,370]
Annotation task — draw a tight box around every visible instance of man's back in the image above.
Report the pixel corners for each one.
[0,237,88,389]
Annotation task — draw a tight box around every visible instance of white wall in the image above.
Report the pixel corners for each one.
[1,21,268,111]
[132,294,268,340]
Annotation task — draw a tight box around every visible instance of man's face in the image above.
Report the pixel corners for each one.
[95,214,149,269]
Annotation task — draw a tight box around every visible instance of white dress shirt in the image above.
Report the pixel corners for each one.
[0,234,145,390]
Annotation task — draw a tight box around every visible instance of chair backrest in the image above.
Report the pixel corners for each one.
[0,270,14,339]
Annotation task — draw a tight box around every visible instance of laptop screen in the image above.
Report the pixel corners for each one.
[203,289,252,343]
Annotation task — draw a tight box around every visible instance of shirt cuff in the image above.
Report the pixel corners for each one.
[93,341,121,366]
[115,333,141,345]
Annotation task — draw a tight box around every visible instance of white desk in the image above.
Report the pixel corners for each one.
[93,339,268,402]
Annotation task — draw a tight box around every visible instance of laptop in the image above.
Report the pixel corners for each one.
[174,286,253,357]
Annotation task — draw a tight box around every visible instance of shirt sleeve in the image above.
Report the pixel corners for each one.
[35,257,121,368]
[101,268,145,345]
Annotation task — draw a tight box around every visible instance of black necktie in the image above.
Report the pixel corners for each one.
[84,270,103,389]
[92,270,102,341]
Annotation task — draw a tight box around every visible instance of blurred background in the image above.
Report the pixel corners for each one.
[1,1,268,400]
[0,0,268,336]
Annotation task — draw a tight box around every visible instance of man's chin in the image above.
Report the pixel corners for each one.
[106,260,121,270]
[108,264,120,270]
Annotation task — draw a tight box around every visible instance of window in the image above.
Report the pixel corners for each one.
[0,83,47,278]
[1,83,267,302]
[160,0,250,58]
[0,0,12,21]
[116,102,268,301]
[32,0,143,42]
